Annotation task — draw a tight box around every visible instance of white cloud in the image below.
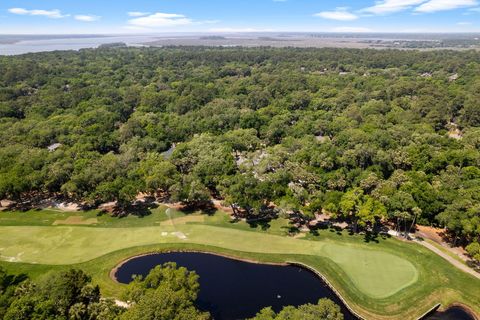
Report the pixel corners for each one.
[128,12,193,27]
[415,0,478,13]
[315,7,358,21]
[457,21,472,25]
[74,15,101,22]
[128,11,150,17]
[8,7,68,18]
[361,0,427,15]
[470,7,480,11]
[332,26,372,32]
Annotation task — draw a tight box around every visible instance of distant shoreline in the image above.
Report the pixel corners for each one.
[1,32,480,55]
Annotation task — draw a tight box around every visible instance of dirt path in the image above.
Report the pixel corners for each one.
[414,239,480,280]
[388,229,479,280]
[416,225,468,261]
[158,199,234,214]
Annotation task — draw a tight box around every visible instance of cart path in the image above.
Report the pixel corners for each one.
[415,239,480,279]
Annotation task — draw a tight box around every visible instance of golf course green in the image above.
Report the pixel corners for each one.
[0,206,479,320]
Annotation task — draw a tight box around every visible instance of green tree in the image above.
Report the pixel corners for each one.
[340,188,364,233]
[121,263,209,320]
[466,242,480,264]
[221,173,273,217]
[222,128,261,153]
[251,298,343,320]
[170,174,211,207]
[138,153,179,197]
[4,269,122,320]
[358,195,387,230]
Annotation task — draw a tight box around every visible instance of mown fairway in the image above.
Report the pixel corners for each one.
[0,208,479,319]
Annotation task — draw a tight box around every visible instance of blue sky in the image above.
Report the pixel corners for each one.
[1,0,480,34]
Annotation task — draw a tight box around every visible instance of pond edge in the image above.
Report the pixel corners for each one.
[418,303,479,320]
[109,249,289,284]
[110,249,365,318]
[109,249,475,320]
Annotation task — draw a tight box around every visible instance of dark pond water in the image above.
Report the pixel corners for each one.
[425,306,476,320]
[114,252,356,320]
[114,252,476,320]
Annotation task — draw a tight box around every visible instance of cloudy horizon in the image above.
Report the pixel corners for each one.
[1,0,480,34]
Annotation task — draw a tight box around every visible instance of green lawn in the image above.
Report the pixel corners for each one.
[0,208,479,320]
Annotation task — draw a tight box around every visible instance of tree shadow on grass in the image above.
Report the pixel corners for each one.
[229,207,278,231]
[111,198,159,218]
[282,224,300,236]
[306,223,329,237]
[363,231,380,243]
[328,225,344,236]
[247,217,272,231]
[380,233,391,240]
[178,201,217,216]
[127,202,159,218]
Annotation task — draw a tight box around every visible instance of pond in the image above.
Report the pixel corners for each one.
[114,252,357,320]
[114,252,476,320]
[424,306,476,320]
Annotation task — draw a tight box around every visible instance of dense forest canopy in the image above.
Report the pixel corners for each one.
[0,47,479,248]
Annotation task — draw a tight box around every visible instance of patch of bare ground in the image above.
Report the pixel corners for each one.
[52,216,98,226]
[160,199,234,214]
[54,202,81,212]
[1,194,89,212]
[307,211,349,230]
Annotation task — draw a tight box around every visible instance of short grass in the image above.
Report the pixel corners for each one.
[0,205,179,227]
[160,215,205,226]
[0,209,479,320]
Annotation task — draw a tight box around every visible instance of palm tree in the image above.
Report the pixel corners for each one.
[68,302,86,320]
[408,207,422,235]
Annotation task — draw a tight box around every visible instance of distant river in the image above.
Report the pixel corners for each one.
[0,35,158,55]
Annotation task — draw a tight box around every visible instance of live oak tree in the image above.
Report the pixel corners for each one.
[220,173,273,217]
[137,153,179,197]
[339,188,364,233]
[358,195,387,230]
[3,269,122,320]
[121,263,209,320]
[466,242,480,265]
